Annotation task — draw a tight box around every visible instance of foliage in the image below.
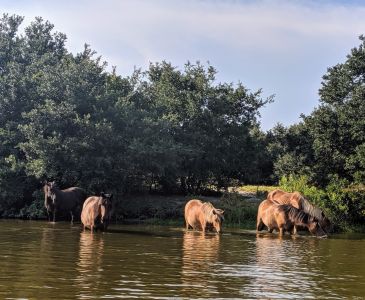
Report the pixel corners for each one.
[0,14,272,218]
[18,191,45,219]
[2,13,365,231]
[279,175,365,231]
[266,122,314,182]
[220,192,259,228]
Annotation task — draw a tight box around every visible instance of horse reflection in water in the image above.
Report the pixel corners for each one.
[75,232,105,299]
[181,231,220,297]
[245,234,321,299]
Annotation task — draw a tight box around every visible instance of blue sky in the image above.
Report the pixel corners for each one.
[2,0,365,130]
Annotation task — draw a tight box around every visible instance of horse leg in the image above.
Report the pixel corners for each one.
[279,227,284,236]
[256,219,264,231]
[292,226,297,235]
[70,211,74,224]
[185,217,190,231]
[268,228,274,233]
[201,221,206,233]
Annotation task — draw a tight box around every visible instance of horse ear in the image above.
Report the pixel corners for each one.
[109,194,113,200]
[212,210,217,215]
[100,192,105,197]
[215,209,224,215]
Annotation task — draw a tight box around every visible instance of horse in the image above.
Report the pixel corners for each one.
[256,199,327,237]
[43,181,87,223]
[184,199,224,233]
[267,189,332,233]
[81,193,113,232]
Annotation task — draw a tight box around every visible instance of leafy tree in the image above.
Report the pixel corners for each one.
[303,35,365,185]
[0,14,273,218]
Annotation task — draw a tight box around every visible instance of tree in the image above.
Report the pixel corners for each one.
[0,14,273,218]
[303,35,365,185]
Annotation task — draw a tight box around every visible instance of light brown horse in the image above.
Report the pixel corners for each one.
[81,193,113,232]
[267,189,331,233]
[43,181,87,223]
[256,199,326,237]
[184,199,224,233]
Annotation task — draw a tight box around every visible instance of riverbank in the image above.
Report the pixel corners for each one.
[112,192,263,229]
[8,183,365,232]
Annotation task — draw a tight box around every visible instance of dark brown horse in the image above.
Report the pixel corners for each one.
[43,181,87,222]
[81,193,113,232]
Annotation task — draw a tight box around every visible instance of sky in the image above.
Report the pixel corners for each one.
[1,0,365,130]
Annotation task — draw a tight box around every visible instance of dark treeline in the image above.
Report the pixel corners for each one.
[0,14,273,217]
[1,14,365,228]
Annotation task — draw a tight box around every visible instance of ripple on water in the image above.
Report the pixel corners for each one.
[0,221,365,299]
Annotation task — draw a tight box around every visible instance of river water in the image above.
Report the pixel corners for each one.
[0,220,364,299]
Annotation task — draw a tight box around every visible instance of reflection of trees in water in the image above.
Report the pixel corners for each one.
[181,232,220,297]
[0,225,55,299]
[244,234,320,299]
[75,232,105,299]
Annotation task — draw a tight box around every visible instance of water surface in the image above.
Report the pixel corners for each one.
[0,220,364,299]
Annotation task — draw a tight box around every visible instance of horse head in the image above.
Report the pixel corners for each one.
[307,218,327,237]
[47,181,59,204]
[211,208,224,234]
[100,192,113,227]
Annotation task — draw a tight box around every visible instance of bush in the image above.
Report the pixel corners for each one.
[18,190,46,219]
[220,192,259,228]
[279,175,365,231]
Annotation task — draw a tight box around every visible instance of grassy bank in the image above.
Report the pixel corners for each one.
[11,181,365,232]
[112,192,264,230]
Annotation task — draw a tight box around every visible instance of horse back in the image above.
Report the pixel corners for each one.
[81,196,101,227]
[185,199,203,216]
[257,200,279,229]
[184,199,204,226]
[53,187,86,211]
[268,189,294,205]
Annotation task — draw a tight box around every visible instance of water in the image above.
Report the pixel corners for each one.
[0,220,364,299]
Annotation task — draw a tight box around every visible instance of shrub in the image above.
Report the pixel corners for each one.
[279,175,365,231]
[18,190,46,219]
[220,192,259,228]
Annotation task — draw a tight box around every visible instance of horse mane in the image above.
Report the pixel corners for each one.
[282,205,316,225]
[201,202,215,219]
[43,184,49,197]
[201,202,224,222]
[298,196,324,221]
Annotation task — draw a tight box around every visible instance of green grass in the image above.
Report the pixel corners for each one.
[111,192,261,230]
[234,185,278,194]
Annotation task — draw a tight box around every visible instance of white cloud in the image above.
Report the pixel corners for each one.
[2,0,365,129]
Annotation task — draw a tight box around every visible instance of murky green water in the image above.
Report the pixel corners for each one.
[0,220,364,299]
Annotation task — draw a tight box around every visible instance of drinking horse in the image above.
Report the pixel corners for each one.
[256,199,327,237]
[267,189,331,233]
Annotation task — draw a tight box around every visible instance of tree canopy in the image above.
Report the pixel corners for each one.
[0,14,272,217]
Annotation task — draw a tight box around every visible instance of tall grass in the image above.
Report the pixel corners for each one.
[220,192,260,229]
